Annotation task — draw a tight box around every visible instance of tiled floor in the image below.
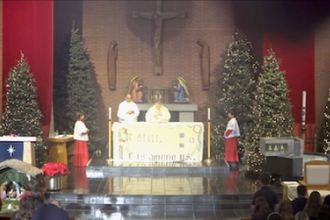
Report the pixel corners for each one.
[45,159,283,220]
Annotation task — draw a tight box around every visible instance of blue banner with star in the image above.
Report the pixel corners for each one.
[0,141,24,161]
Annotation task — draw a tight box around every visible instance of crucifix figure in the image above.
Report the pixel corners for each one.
[133,0,185,76]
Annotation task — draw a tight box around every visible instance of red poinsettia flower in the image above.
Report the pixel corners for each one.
[41,162,70,177]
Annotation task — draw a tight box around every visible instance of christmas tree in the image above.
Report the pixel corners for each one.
[53,33,71,133]
[0,53,47,167]
[65,27,101,152]
[246,49,293,174]
[318,89,330,154]
[212,31,258,158]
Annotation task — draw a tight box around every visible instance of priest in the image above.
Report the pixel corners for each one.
[117,94,140,123]
[145,102,171,123]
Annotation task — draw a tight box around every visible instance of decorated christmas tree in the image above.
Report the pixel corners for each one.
[212,31,258,158]
[0,53,47,167]
[318,89,330,154]
[65,27,101,152]
[246,49,293,174]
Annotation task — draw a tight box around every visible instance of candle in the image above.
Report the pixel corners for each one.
[207,108,210,120]
[109,107,111,120]
[302,91,306,108]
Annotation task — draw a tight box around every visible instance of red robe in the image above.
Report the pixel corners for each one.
[74,119,89,167]
[224,129,239,163]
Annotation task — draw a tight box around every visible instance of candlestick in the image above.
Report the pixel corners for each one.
[302,91,306,108]
[207,108,210,120]
[109,107,111,120]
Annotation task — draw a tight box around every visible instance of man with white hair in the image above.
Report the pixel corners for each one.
[145,102,171,123]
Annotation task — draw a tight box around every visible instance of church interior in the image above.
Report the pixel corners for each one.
[1,0,330,220]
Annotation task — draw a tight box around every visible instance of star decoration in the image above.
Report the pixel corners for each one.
[7,145,16,157]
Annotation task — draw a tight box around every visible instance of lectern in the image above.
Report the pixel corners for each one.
[0,136,36,165]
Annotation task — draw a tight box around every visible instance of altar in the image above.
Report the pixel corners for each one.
[112,122,204,162]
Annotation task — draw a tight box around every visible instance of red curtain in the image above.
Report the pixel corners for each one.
[2,1,54,137]
[263,34,315,125]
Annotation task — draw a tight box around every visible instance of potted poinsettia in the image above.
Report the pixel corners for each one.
[41,162,69,191]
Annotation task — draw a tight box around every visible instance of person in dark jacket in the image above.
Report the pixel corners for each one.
[291,185,307,214]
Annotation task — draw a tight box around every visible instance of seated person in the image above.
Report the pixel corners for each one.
[294,211,309,220]
[145,102,171,123]
[267,213,282,220]
[251,196,272,220]
[292,185,307,214]
[305,191,322,220]
[251,172,279,212]
[117,94,140,123]
[279,200,294,220]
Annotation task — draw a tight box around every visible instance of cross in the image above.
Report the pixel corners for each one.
[132,0,185,76]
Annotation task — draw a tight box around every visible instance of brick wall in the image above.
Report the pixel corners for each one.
[53,1,330,142]
[79,1,234,140]
[315,17,330,134]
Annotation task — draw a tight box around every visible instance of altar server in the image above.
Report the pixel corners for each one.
[146,102,171,123]
[224,110,240,170]
[73,112,89,167]
[117,94,140,123]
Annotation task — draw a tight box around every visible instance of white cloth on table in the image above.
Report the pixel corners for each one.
[117,101,140,123]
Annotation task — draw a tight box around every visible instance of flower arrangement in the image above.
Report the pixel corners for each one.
[41,162,70,177]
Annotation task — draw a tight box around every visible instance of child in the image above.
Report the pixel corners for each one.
[73,112,89,167]
[291,185,307,214]
[252,172,279,212]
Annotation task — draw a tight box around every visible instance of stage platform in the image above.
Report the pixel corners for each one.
[45,154,283,220]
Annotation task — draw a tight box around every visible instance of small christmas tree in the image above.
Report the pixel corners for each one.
[212,31,258,158]
[318,89,330,154]
[246,49,293,174]
[65,26,102,152]
[0,53,47,167]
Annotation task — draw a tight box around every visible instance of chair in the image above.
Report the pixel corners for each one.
[299,160,330,192]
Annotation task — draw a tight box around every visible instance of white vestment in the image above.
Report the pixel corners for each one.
[74,120,89,141]
[225,118,240,138]
[117,101,140,123]
[145,105,171,123]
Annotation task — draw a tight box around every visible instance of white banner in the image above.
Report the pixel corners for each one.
[112,122,204,162]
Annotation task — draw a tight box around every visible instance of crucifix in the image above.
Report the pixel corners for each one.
[132,0,185,76]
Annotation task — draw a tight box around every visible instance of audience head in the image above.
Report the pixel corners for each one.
[319,204,330,220]
[259,172,271,186]
[51,200,62,208]
[297,185,307,197]
[31,188,45,203]
[323,194,330,205]
[26,177,45,191]
[15,195,35,219]
[305,191,321,217]
[255,196,271,214]
[267,212,282,220]
[294,211,309,220]
[279,200,293,220]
